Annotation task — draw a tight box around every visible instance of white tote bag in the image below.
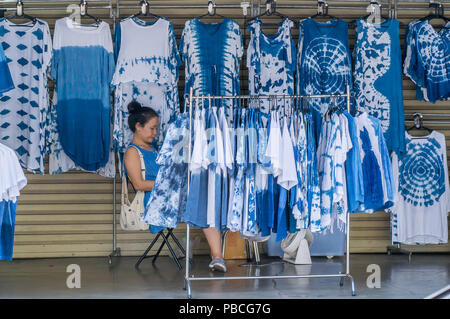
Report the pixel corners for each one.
[120,147,149,231]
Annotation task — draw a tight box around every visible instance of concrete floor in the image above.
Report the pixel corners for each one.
[0,254,449,299]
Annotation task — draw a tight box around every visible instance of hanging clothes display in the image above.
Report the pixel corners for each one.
[112,17,181,153]
[354,18,406,155]
[342,111,364,213]
[48,17,115,177]
[0,143,27,261]
[0,18,52,174]
[247,18,296,114]
[296,17,353,139]
[403,20,450,103]
[315,111,353,232]
[296,16,354,256]
[353,112,395,213]
[142,112,190,229]
[180,18,243,120]
[389,131,449,245]
[184,103,338,242]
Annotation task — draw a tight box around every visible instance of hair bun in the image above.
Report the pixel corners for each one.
[128,101,143,114]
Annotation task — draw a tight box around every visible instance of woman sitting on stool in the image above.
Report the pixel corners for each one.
[124,101,226,273]
[124,101,163,234]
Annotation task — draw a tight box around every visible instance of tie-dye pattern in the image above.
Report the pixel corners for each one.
[315,113,345,232]
[354,112,394,213]
[49,18,115,176]
[296,18,353,139]
[389,131,450,245]
[112,17,181,153]
[143,113,189,228]
[247,18,296,114]
[354,19,405,154]
[0,19,52,174]
[404,20,450,103]
[180,18,243,120]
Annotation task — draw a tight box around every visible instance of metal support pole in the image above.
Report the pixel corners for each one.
[184,87,194,299]
[108,1,121,265]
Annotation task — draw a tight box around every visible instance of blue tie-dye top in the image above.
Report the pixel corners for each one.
[296,18,353,140]
[354,112,394,213]
[404,20,450,103]
[354,18,405,155]
[50,18,115,171]
[247,18,296,114]
[180,18,243,120]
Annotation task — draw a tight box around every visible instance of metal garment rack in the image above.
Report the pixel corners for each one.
[183,85,356,299]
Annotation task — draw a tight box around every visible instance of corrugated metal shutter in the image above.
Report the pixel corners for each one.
[8,0,450,258]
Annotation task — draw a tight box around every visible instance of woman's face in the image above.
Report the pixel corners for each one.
[136,117,159,143]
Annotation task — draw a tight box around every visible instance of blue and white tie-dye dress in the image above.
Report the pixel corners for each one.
[48,18,116,177]
[180,18,243,120]
[296,17,353,140]
[354,18,405,155]
[0,18,52,174]
[247,18,296,114]
[112,17,181,153]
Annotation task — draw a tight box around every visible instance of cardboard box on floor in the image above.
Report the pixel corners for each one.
[224,231,248,260]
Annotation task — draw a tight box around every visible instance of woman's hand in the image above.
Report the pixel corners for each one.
[124,147,155,192]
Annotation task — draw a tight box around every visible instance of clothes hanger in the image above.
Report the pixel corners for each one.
[131,0,162,23]
[69,1,101,27]
[406,113,433,134]
[309,0,338,22]
[245,0,296,28]
[419,1,449,31]
[350,0,392,28]
[197,0,227,21]
[5,1,37,27]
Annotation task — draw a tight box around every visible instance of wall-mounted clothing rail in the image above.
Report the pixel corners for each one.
[0,0,115,18]
[184,85,356,299]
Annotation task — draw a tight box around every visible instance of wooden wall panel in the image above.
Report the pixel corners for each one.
[1,0,448,258]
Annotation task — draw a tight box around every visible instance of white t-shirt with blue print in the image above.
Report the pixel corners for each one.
[389,131,449,245]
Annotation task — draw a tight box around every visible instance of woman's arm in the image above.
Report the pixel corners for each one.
[124,147,155,192]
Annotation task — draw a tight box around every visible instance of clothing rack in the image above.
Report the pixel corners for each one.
[183,85,356,299]
[112,0,448,21]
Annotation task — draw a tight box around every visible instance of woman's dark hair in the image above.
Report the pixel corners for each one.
[127,101,159,133]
